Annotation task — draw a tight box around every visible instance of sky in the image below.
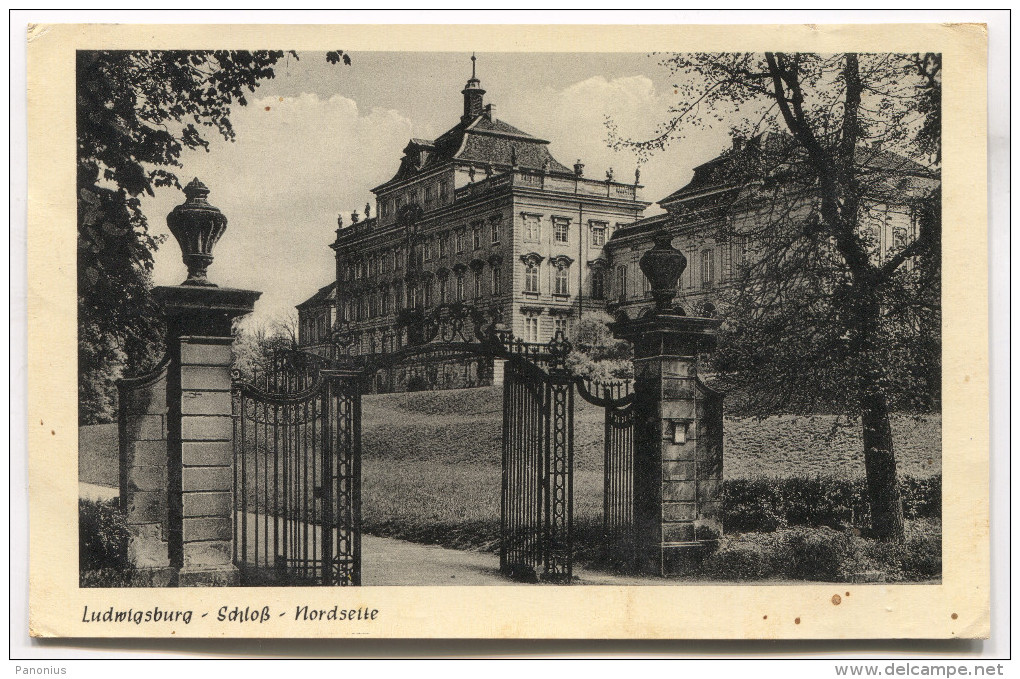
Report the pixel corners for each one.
[141,51,735,326]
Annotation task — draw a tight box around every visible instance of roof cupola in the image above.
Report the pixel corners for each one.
[461,53,486,123]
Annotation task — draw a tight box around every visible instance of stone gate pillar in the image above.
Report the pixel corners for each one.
[152,179,260,586]
[611,234,723,576]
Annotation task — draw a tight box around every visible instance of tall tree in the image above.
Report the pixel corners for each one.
[610,53,941,540]
[77,49,350,423]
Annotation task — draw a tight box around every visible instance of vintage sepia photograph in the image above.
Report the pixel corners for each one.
[22,18,995,643]
[76,48,943,589]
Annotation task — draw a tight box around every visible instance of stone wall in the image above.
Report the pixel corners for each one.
[117,356,171,571]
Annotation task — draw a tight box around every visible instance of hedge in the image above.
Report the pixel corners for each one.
[722,475,940,534]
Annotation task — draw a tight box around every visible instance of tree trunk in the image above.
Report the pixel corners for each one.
[860,369,905,541]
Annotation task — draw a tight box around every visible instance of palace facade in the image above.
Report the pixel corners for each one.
[298,60,649,390]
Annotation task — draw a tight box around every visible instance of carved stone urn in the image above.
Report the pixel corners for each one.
[639,231,687,313]
[166,178,228,286]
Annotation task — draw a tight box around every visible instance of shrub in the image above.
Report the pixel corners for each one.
[701,522,940,582]
[900,475,942,520]
[79,498,130,572]
[723,475,940,533]
[783,526,862,581]
[723,478,787,532]
[703,542,769,579]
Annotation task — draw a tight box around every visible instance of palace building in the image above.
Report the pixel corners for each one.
[298,66,938,393]
[298,57,649,391]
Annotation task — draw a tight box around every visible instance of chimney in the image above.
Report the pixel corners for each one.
[483,103,495,120]
[574,160,585,178]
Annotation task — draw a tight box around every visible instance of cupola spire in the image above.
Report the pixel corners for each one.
[461,52,486,123]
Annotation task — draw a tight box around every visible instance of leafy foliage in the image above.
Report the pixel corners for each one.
[564,311,634,381]
[231,314,299,381]
[701,521,941,582]
[79,498,130,572]
[722,475,941,534]
[77,50,350,423]
[610,53,942,540]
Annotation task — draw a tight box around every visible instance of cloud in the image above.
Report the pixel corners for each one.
[505,74,732,213]
[143,93,416,323]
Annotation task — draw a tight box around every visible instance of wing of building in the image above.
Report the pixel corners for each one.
[605,133,940,320]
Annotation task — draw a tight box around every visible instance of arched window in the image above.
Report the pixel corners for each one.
[456,274,465,301]
[554,267,569,295]
[438,275,449,304]
[474,269,483,298]
[491,266,502,296]
[616,265,628,301]
[590,269,605,300]
[525,263,540,293]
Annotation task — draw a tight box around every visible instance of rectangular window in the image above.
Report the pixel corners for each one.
[523,214,540,242]
[525,263,540,293]
[474,271,482,298]
[525,316,539,343]
[616,265,628,301]
[490,218,500,243]
[456,275,465,301]
[424,279,433,307]
[472,224,482,250]
[438,232,448,258]
[491,266,502,296]
[381,290,390,315]
[733,238,746,272]
[553,218,570,244]
[456,230,465,253]
[554,318,569,338]
[439,181,449,202]
[642,272,651,296]
[701,249,715,288]
[554,267,569,295]
[590,222,606,247]
[394,284,403,310]
[439,277,448,304]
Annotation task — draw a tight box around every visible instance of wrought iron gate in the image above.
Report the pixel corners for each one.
[576,378,635,562]
[499,357,574,583]
[232,354,361,586]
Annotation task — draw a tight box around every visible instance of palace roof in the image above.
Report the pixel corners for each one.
[296,281,337,310]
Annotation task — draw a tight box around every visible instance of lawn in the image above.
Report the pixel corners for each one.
[356,386,940,552]
[79,385,941,561]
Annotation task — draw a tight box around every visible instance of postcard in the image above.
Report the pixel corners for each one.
[27,21,988,638]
